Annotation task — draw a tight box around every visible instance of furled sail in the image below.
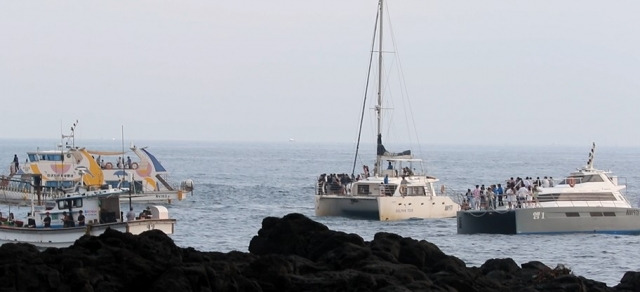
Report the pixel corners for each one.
[376,134,411,157]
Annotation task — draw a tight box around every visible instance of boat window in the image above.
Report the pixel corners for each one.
[566,212,580,217]
[603,212,616,217]
[590,212,603,217]
[538,192,616,202]
[582,175,604,183]
[72,198,83,208]
[357,185,370,195]
[45,181,74,189]
[560,177,582,185]
[43,154,63,161]
[407,186,425,196]
[58,200,70,209]
[27,154,38,161]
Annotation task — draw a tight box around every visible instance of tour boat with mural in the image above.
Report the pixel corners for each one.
[457,143,640,234]
[4,121,194,205]
[314,0,460,221]
[0,184,176,248]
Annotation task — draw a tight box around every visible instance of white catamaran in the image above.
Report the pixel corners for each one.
[314,0,460,221]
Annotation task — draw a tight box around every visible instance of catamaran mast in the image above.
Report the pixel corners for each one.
[375,0,384,176]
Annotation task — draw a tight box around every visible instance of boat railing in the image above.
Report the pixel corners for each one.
[315,181,347,196]
[0,180,32,193]
[440,186,468,204]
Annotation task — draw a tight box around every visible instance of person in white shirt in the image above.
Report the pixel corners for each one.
[542,176,550,188]
[517,185,529,208]
[506,187,516,209]
[126,207,136,221]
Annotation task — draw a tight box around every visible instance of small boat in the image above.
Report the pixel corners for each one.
[14,121,194,204]
[0,185,176,248]
[457,143,640,234]
[314,0,460,221]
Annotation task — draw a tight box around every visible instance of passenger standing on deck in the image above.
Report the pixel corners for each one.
[487,186,495,209]
[472,185,480,210]
[387,161,393,170]
[526,185,534,208]
[496,184,504,207]
[43,212,51,228]
[480,185,487,209]
[62,211,74,227]
[117,157,123,168]
[542,176,550,188]
[126,156,132,169]
[506,187,516,209]
[126,207,136,221]
[465,189,472,205]
[77,210,85,226]
[517,185,529,208]
[12,154,19,174]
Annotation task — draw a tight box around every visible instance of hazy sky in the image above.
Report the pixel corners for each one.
[2,1,639,146]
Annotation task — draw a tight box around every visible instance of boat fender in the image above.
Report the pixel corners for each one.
[131,162,139,169]
[568,178,575,187]
[105,162,113,169]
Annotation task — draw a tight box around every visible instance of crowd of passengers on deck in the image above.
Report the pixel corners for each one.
[317,162,418,196]
[461,176,555,211]
[317,173,355,195]
[93,155,136,170]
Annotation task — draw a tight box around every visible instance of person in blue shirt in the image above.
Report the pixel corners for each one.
[496,183,504,207]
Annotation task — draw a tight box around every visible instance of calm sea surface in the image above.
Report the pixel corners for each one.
[1,139,639,287]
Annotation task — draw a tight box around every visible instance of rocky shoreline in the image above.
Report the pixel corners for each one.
[0,213,638,291]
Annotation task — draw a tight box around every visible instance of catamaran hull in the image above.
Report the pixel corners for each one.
[0,219,176,249]
[457,207,640,235]
[315,195,459,221]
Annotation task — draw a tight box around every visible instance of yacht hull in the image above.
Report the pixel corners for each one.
[315,195,458,221]
[457,207,640,234]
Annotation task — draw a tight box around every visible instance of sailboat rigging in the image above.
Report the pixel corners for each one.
[315,0,460,221]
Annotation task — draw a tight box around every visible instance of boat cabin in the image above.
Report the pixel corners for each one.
[32,187,125,228]
[558,170,620,187]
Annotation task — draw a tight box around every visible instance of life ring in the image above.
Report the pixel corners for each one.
[105,162,113,169]
[568,178,575,187]
[131,162,139,169]
[400,185,407,195]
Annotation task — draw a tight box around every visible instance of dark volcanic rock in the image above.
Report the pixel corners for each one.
[0,213,631,291]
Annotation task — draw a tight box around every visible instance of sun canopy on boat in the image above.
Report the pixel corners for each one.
[86,150,126,156]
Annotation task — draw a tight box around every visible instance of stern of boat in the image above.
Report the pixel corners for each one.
[377,195,459,221]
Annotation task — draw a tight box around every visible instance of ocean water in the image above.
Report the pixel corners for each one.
[1,139,639,287]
